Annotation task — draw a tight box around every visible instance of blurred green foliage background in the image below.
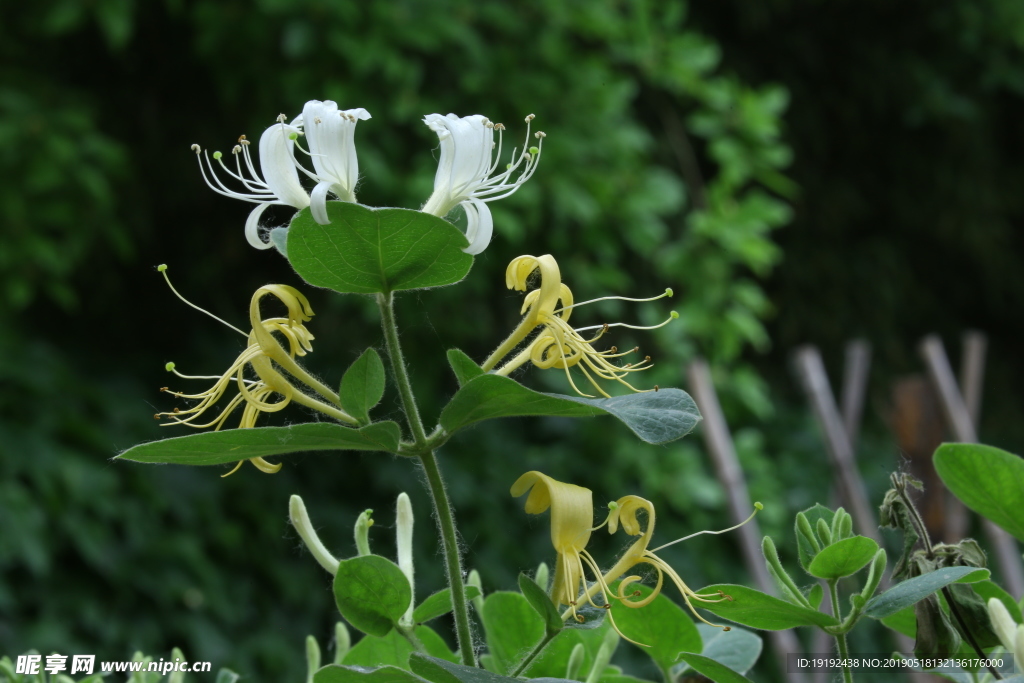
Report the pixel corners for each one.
[2,0,1024,680]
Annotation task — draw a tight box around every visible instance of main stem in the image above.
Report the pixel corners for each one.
[377,292,477,667]
[828,581,854,683]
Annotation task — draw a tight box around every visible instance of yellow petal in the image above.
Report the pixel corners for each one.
[511,471,593,554]
[505,255,564,323]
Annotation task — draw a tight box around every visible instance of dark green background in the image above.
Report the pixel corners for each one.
[3,0,1023,680]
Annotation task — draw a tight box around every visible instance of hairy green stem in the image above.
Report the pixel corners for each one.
[378,293,428,445]
[828,580,854,683]
[377,292,477,667]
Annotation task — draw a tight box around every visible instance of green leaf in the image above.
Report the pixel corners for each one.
[412,586,483,624]
[287,203,473,294]
[598,676,654,683]
[972,579,1023,623]
[480,591,545,674]
[342,628,414,669]
[315,665,429,683]
[863,566,990,619]
[674,653,753,683]
[334,555,413,637]
[934,443,1024,541]
[695,584,840,630]
[518,572,563,636]
[690,623,761,676]
[416,626,458,663]
[340,348,386,424]
[439,374,701,445]
[807,584,824,610]
[447,349,485,387]
[117,422,401,465]
[794,505,835,570]
[880,605,916,638]
[523,627,611,679]
[409,653,571,683]
[607,582,701,673]
[806,536,879,579]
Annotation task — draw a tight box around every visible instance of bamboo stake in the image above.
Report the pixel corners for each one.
[919,335,1024,598]
[807,340,874,683]
[794,346,881,544]
[687,359,805,683]
[840,340,871,451]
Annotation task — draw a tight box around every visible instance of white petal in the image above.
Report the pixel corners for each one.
[258,122,311,210]
[461,199,492,255]
[302,100,368,201]
[343,107,371,121]
[310,181,333,225]
[423,113,493,201]
[245,203,276,250]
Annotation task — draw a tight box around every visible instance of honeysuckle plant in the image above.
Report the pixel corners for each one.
[112,100,1024,683]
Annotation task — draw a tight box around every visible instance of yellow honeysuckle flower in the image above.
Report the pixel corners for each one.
[594,495,762,631]
[510,471,604,621]
[513,470,762,643]
[482,254,677,398]
[510,471,664,647]
[155,266,357,475]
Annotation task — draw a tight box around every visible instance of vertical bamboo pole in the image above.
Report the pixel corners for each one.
[918,335,1024,598]
[808,340,873,683]
[840,340,871,451]
[687,359,804,683]
[793,346,881,544]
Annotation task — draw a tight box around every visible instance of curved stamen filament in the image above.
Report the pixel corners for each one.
[650,503,763,553]
[159,265,247,337]
[574,311,679,333]
[552,288,674,315]
[197,151,271,202]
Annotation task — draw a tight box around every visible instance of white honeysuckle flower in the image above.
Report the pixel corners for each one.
[292,101,371,224]
[421,113,545,255]
[192,114,311,250]
[192,102,371,249]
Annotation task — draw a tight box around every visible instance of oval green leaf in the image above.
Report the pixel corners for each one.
[447,349,485,387]
[340,348,386,424]
[439,374,701,445]
[117,421,401,465]
[412,586,482,624]
[863,566,990,619]
[409,653,567,683]
[415,625,458,664]
[691,623,762,676]
[334,555,412,637]
[806,536,879,579]
[342,628,414,669]
[288,203,473,294]
[518,572,563,636]
[608,582,701,673]
[696,584,840,630]
[934,443,1024,541]
[675,653,753,683]
[479,592,545,675]
[314,665,429,683]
